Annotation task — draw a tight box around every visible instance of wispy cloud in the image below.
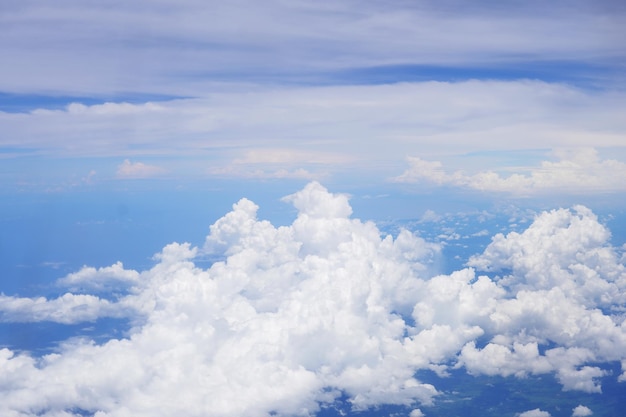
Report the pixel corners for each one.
[234,149,352,165]
[1,1,624,95]
[116,159,166,179]
[2,81,626,190]
[208,166,322,180]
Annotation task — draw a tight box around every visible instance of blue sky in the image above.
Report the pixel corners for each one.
[1,1,626,417]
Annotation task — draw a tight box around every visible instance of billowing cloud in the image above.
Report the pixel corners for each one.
[116,159,166,179]
[394,148,626,195]
[58,262,140,292]
[519,409,551,417]
[0,293,128,324]
[0,182,625,416]
[572,405,593,416]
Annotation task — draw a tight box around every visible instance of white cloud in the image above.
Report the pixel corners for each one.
[208,165,322,180]
[410,409,425,417]
[234,149,352,165]
[394,148,626,195]
[2,82,626,190]
[572,405,593,416]
[519,409,551,417]
[207,148,352,180]
[58,262,140,292]
[0,293,129,324]
[468,205,626,305]
[419,210,442,223]
[1,1,623,96]
[116,159,166,179]
[1,182,626,415]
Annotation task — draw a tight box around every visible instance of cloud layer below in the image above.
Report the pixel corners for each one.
[1,182,625,416]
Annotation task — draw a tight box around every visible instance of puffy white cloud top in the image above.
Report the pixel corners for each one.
[1,182,625,416]
[519,409,551,417]
[572,404,593,416]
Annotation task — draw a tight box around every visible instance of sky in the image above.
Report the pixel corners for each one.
[1,1,626,416]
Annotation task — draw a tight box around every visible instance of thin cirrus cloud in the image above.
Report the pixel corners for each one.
[1,1,624,95]
[0,182,623,416]
[208,166,321,181]
[1,1,625,196]
[207,149,353,180]
[393,148,626,195]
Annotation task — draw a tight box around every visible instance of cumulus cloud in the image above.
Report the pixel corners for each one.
[116,159,166,179]
[0,293,129,324]
[58,262,140,292]
[572,405,593,416]
[393,148,626,195]
[1,182,625,416]
[468,205,626,305]
[518,409,551,417]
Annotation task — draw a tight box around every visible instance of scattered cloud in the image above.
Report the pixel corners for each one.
[393,148,626,195]
[572,405,593,416]
[0,182,625,416]
[58,262,140,293]
[419,210,442,223]
[116,159,166,179]
[2,82,625,185]
[0,293,128,324]
[518,409,551,417]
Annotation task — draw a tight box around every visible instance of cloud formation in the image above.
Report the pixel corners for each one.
[1,1,624,95]
[2,82,625,190]
[519,410,551,417]
[572,405,593,417]
[0,182,624,416]
[394,148,626,195]
[116,159,166,179]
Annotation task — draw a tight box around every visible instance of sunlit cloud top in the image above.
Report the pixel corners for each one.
[1,183,625,416]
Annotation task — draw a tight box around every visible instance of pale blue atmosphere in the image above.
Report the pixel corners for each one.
[1,1,626,416]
